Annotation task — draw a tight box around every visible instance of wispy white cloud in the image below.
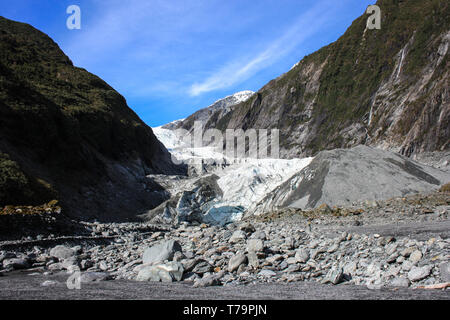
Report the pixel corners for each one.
[64,0,258,65]
[60,0,347,103]
[188,0,334,96]
[64,0,175,64]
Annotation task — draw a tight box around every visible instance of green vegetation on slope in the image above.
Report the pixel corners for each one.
[0,153,56,205]
[215,0,449,157]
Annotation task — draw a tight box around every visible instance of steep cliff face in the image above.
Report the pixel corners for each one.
[204,0,449,159]
[0,17,185,221]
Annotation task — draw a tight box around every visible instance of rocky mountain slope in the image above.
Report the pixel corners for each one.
[163,91,254,132]
[0,17,185,221]
[187,0,449,159]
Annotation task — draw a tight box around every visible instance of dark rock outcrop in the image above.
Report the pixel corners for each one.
[0,17,185,221]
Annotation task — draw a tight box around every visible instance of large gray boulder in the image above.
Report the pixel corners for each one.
[229,230,246,244]
[136,261,184,282]
[49,245,76,260]
[295,249,310,263]
[193,271,224,288]
[142,240,182,265]
[246,239,264,253]
[228,253,247,272]
[408,266,432,282]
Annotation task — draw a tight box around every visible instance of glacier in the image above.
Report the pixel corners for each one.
[151,122,313,225]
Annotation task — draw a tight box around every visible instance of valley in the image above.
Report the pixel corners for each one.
[0,0,449,300]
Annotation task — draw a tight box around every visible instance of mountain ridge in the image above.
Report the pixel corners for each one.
[163,90,254,132]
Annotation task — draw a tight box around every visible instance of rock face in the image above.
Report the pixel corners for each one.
[140,174,225,224]
[251,146,450,213]
[0,17,185,220]
[190,0,449,159]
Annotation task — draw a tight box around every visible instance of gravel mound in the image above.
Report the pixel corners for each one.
[252,145,450,214]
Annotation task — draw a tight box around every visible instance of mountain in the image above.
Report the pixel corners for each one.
[163,91,254,131]
[0,17,185,221]
[152,113,449,225]
[147,0,450,225]
[189,0,449,159]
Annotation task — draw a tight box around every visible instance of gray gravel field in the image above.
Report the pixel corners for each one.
[1,191,449,300]
[0,271,448,300]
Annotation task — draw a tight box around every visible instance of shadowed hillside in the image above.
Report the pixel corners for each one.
[0,17,186,221]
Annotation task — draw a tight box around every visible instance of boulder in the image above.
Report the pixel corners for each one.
[192,260,213,274]
[49,245,75,260]
[229,230,246,244]
[246,239,264,252]
[439,262,450,282]
[136,261,184,282]
[323,267,344,285]
[142,240,182,265]
[247,252,259,269]
[295,249,310,263]
[408,266,432,282]
[390,277,410,287]
[258,269,276,277]
[227,253,247,272]
[193,271,224,288]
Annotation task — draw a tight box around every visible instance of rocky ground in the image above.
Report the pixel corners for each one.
[0,189,449,299]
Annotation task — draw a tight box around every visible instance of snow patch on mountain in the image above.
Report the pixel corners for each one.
[226,90,255,103]
[152,124,186,150]
[290,61,300,70]
[161,91,255,132]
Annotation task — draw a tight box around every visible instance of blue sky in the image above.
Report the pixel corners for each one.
[0,0,374,127]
